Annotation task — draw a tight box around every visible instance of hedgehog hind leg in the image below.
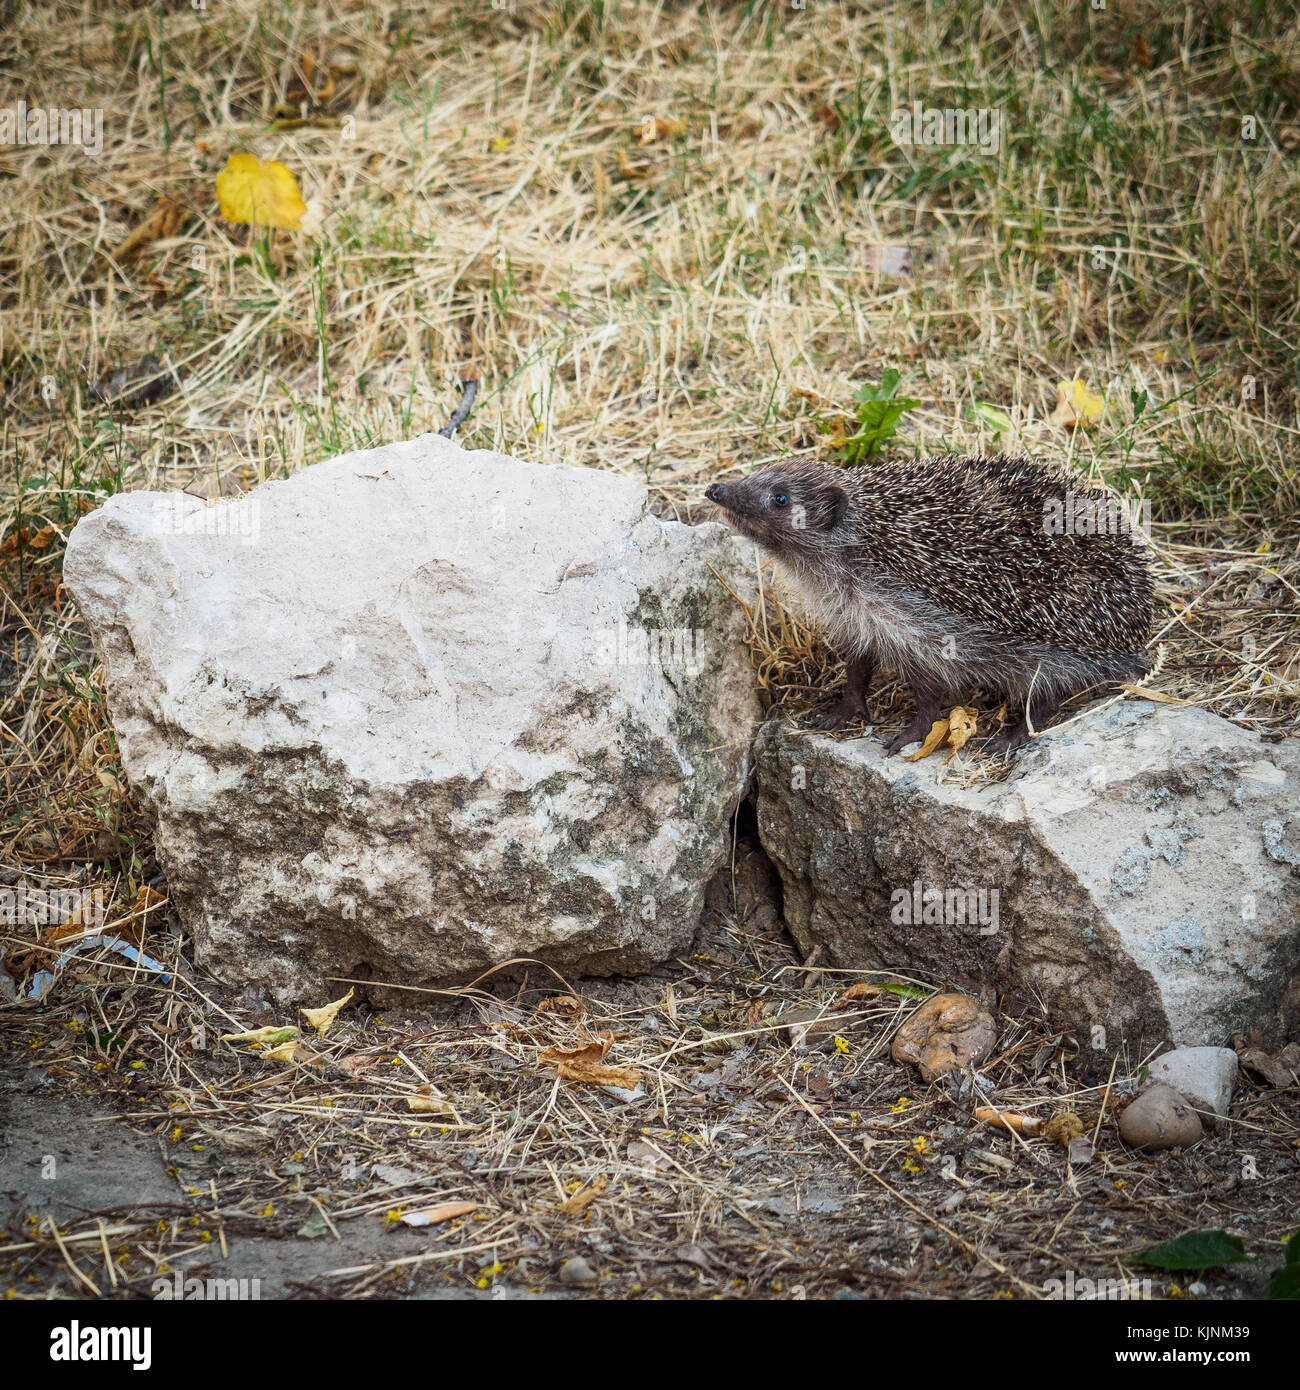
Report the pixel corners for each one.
[883,674,946,754]
[983,678,1067,753]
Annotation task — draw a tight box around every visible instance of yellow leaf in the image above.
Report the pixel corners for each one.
[1049,378,1106,429]
[216,153,307,230]
[904,718,952,761]
[406,1092,454,1115]
[221,1026,299,1045]
[901,705,980,761]
[301,986,354,1037]
[945,705,978,750]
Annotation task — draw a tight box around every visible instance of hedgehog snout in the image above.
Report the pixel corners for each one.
[704,482,728,506]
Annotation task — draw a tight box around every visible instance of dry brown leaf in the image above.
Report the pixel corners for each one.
[539,1035,642,1089]
[2,892,100,975]
[536,994,585,1016]
[635,115,686,144]
[222,1025,299,1045]
[1133,34,1152,68]
[824,414,850,451]
[406,1090,454,1114]
[591,159,611,215]
[109,196,183,266]
[557,1173,607,1216]
[945,705,979,750]
[616,148,652,180]
[1122,685,1192,705]
[904,706,980,760]
[1235,1039,1300,1088]
[832,981,883,1008]
[263,1040,319,1065]
[814,103,840,131]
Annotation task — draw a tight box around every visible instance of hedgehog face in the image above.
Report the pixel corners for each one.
[705,462,848,557]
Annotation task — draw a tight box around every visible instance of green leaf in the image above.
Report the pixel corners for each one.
[1288,1232,1300,1267]
[829,372,921,463]
[969,401,1012,436]
[855,369,903,403]
[1127,1230,1248,1271]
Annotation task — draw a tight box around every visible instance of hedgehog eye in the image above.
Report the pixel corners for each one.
[772,491,790,508]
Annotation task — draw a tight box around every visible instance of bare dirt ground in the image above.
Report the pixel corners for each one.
[2,836,1295,1302]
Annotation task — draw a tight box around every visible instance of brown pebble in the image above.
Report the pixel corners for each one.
[1118,1084,1204,1151]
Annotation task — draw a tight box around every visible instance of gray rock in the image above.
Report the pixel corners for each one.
[755,702,1300,1055]
[1146,1046,1238,1117]
[63,436,761,1002]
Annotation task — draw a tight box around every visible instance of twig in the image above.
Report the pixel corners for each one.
[437,378,479,438]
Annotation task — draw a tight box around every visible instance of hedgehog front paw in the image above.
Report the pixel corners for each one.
[812,694,866,731]
[882,716,933,755]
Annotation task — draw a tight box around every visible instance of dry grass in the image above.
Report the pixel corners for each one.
[2,0,1299,1299]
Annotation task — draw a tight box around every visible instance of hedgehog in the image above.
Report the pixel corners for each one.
[705,454,1153,752]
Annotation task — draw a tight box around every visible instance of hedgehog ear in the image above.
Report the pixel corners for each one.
[826,485,849,529]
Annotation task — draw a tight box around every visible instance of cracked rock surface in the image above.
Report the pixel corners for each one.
[64,435,761,1002]
[755,703,1300,1053]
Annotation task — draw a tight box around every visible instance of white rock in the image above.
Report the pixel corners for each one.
[1147,1046,1238,1117]
[755,702,1300,1054]
[64,435,761,1001]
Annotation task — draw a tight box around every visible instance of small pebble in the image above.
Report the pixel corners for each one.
[558,1256,597,1286]
[1118,1083,1203,1151]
